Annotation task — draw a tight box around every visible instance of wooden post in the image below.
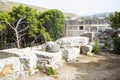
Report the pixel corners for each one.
[31,42,34,50]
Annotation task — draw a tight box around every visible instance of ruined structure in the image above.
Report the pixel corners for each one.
[65,18,111,42]
[65,18,110,36]
[0,36,93,79]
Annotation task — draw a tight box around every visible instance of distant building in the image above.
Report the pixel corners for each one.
[65,18,111,37]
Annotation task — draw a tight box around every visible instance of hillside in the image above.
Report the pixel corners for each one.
[84,12,114,19]
[0,0,77,19]
[0,0,48,12]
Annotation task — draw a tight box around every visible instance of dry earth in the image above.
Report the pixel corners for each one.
[67,53,120,80]
[18,52,120,80]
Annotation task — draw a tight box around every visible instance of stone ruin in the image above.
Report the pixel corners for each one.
[0,36,93,79]
[56,36,89,60]
[97,29,116,50]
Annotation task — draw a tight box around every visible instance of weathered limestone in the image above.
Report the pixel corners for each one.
[56,37,89,60]
[0,57,23,77]
[35,51,63,69]
[19,54,37,75]
[45,42,60,52]
[56,36,89,48]
[62,47,80,60]
[41,42,60,53]
[1,48,38,75]
[81,45,93,55]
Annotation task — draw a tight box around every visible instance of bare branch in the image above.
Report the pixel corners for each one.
[18,26,29,34]
[18,33,27,39]
[16,17,26,29]
[19,21,29,24]
[12,19,18,27]
[12,37,17,42]
[5,21,15,30]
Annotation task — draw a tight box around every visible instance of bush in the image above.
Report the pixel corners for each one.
[93,41,100,54]
[46,67,57,75]
[112,38,120,54]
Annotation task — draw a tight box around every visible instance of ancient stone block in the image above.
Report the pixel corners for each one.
[62,47,80,60]
[56,36,89,48]
[81,45,93,55]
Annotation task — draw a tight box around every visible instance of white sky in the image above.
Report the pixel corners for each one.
[9,0,120,16]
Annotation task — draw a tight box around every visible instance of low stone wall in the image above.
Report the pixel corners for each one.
[0,47,63,74]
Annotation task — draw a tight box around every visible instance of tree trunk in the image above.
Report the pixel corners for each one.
[15,29,20,48]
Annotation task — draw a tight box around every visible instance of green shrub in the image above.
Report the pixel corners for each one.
[112,38,120,54]
[46,67,57,75]
[93,41,100,54]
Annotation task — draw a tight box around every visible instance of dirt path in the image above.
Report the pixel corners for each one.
[67,53,120,80]
[18,53,120,80]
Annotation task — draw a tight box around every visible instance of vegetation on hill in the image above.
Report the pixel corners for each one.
[0,4,65,49]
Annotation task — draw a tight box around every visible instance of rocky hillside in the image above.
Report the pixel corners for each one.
[0,0,77,19]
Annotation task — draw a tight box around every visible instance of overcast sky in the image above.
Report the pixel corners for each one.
[9,0,120,16]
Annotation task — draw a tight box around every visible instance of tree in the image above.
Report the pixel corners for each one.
[6,17,29,48]
[0,12,9,49]
[0,12,8,31]
[11,4,39,38]
[0,5,65,49]
[0,12,29,48]
[110,12,120,54]
[0,5,39,48]
[38,9,65,40]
